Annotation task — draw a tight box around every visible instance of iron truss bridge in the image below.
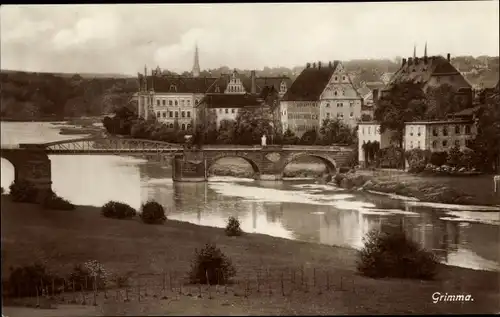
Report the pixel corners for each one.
[19,137,184,155]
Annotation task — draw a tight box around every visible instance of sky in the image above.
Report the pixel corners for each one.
[1,2,499,75]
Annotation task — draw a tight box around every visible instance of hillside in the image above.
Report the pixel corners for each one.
[0,70,138,121]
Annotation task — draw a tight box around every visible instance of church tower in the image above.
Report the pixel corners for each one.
[192,44,200,78]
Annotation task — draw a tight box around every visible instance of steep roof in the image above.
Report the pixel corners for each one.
[205,72,293,94]
[142,75,218,94]
[385,55,471,91]
[282,62,339,101]
[255,76,293,92]
[447,105,483,119]
[199,93,264,109]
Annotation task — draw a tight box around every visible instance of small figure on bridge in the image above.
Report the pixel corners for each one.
[261,134,267,147]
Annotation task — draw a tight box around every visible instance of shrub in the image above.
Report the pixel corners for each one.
[42,190,75,210]
[446,145,463,167]
[357,228,438,280]
[101,201,136,219]
[225,216,243,236]
[1,186,4,194]
[430,151,447,167]
[379,146,404,168]
[68,260,108,291]
[189,243,236,285]
[5,263,63,298]
[338,166,350,174]
[9,179,38,203]
[334,173,345,186]
[140,200,166,224]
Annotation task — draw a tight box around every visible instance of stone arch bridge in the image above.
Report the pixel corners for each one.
[0,137,354,201]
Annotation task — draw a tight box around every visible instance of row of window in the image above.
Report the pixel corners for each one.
[288,113,320,120]
[326,112,354,119]
[155,99,200,107]
[431,125,472,137]
[296,124,317,132]
[361,126,380,135]
[155,110,192,118]
[290,102,318,108]
[408,138,470,150]
[161,122,192,130]
[218,108,237,114]
[325,101,355,108]
[226,85,245,93]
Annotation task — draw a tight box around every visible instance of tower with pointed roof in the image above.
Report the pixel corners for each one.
[413,44,417,59]
[424,42,428,57]
[192,44,200,78]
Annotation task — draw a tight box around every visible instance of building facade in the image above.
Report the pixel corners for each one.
[281,61,361,137]
[403,120,477,152]
[357,122,398,166]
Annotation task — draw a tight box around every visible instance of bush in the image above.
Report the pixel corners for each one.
[9,179,38,203]
[101,201,136,219]
[379,146,404,168]
[189,243,236,285]
[140,200,166,224]
[429,151,447,167]
[1,186,4,194]
[68,260,108,291]
[405,149,431,173]
[42,190,75,210]
[5,263,63,298]
[357,228,438,280]
[225,216,243,236]
[447,145,463,167]
[334,173,345,186]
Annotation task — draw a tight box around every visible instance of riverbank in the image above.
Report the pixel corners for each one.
[336,169,500,207]
[1,195,499,315]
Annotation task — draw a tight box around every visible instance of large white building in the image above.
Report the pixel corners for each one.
[357,122,398,167]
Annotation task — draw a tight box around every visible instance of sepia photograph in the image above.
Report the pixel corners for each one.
[1,2,499,316]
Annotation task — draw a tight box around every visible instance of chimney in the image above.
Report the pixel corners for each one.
[402,58,407,66]
[373,89,379,103]
[318,61,322,69]
[415,57,419,64]
[306,62,311,68]
[313,62,316,68]
[447,53,451,62]
[251,70,256,94]
[328,61,332,68]
[408,57,413,65]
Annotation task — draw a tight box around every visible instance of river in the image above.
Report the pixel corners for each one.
[1,121,499,272]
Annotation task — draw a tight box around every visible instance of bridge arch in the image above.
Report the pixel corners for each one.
[206,153,261,176]
[281,152,337,177]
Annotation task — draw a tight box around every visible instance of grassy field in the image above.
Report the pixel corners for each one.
[1,195,499,315]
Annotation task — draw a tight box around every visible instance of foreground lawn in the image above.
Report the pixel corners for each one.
[1,196,499,315]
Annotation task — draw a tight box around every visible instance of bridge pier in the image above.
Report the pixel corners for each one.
[258,174,283,181]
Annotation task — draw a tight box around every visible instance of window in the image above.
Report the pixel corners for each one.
[410,127,414,136]
[187,100,191,106]
[175,111,178,118]
[442,140,448,147]
[231,109,235,114]
[195,99,199,105]
[156,111,161,118]
[337,113,344,118]
[181,111,185,118]
[326,103,330,108]
[362,127,365,135]
[433,127,438,136]
[432,141,437,148]
[219,109,222,113]
[169,111,173,118]
[443,126,448,136]
[169,123,174,128]
[326,112,330,119]
[368,127,371,134]
[342,76,346,81]
[225,109,228,114]
[162,112,166,118]
[417,141,421,148]
[455,125,460,134]
[187,111,191,118]
[350,112,354,118]
[455,140,460,146]
[334,76,338,81]
[169,100,173,106]
[181,100,185,106]
[157,100,160,106]
[350,101,354,107]
[334,91,338,96]
[410,141,413,149]
[162,100,166,106]
[181,124,186,130]
[175,100,178,106]
[417,127,421,136]
[170,84,177,92]
[215,85,220,93]
[465,125,471,134]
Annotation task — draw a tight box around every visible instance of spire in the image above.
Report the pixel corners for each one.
[192,43,200,78]
[413,44,416,59]
[143,65,148,91]
[424,42,427,57]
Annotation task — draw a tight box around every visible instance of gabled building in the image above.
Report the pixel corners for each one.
[280,61,362,137]
[382,53,473,107]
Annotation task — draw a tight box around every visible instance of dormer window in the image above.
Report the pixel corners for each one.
[280,82,287,92]
[170,84,177,92]
[334,76,338,81]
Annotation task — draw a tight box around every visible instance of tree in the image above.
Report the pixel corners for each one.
[374,82,428,148]
[299,129,318,145]
[233,107,273,145]
[282,129,299,145]
[217,119,237,144]
[319,118,356,145]
[473,91,500,172]
[446,145,463,167]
